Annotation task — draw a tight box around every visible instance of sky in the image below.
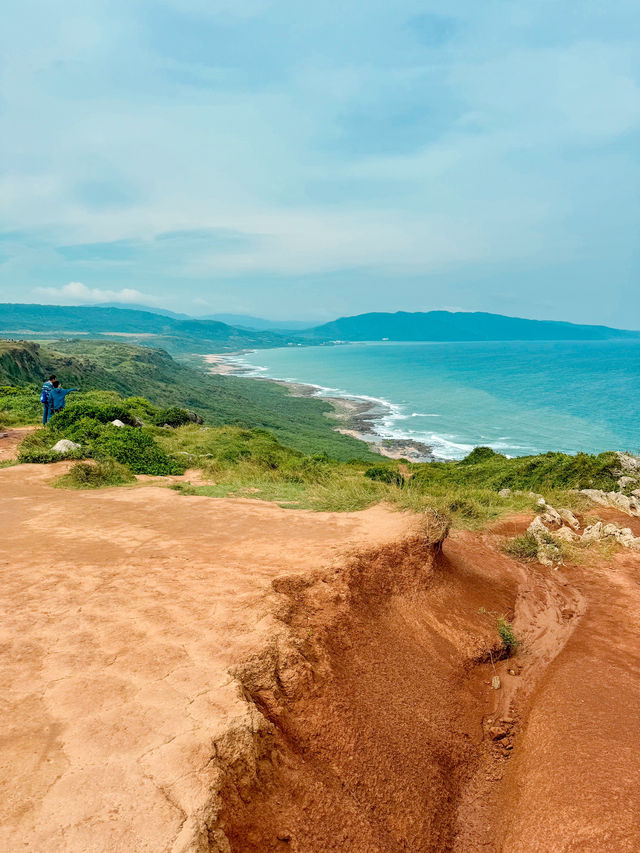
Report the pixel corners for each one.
[1,1,639,325]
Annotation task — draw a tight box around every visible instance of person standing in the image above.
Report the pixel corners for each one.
[40,374,56,425]
[48,381,79,415]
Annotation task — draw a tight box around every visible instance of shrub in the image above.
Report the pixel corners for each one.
[153,406,192,427]
[497,616,519,655]
[364,466,404,487]
[459,446,501,465]
[55,459,135,489]
[92,425,182,475]
[50,398,135,429]
[503,533,540,560]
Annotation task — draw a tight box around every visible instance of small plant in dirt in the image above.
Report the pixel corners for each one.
[503,533,540,560]
[55,459,135,490]
[497,616,519,656]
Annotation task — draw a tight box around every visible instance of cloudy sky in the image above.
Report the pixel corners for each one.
[1,1,639,324]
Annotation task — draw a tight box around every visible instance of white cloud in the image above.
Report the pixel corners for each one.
[34,281,156,305]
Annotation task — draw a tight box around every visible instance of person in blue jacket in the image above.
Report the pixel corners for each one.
[40,374,56,424]
[48,381,79,415]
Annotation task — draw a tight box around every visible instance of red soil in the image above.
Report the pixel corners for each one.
[2,426,639,851]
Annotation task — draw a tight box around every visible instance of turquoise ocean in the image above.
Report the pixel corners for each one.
[237,340,640,460]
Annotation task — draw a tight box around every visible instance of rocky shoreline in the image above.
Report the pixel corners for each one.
[203,353,436,462]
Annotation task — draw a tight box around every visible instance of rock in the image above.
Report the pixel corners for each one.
[618,476,637,490]
[541,506,562,526]
[491,675,501,690]
[558,508,580,530]
[581,489,640,517]
[51,439,81,454]
[133,416,144,427]
[488,724,509,740]
[555,526,578,542]
[528,491,543,500]
[581,520,640,550]
[110,419,125,427]
[536,497,547,507]
[498,488,512,498]
[615,452,640,474]
[527,516,549,540]
[581,521,604,543]
[187,411,204,425]
[632,489,640,499]
[538,543,562,567]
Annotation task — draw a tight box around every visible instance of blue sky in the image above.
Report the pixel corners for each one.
[1,1,639,325]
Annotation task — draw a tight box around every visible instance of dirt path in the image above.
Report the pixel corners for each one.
[0,463,414,852]
[0,425,36,462]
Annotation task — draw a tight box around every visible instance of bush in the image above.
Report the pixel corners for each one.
[55,459,135,489]
[364,466,404,487]
[92,425,182,475]
[497,616,519,655]
[50,398,135,429]
[459,446,501,465]
[153,406,192,427]
[503,533,540,560]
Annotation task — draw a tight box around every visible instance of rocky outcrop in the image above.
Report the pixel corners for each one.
[580,521,640,551]
[581,489,640,517]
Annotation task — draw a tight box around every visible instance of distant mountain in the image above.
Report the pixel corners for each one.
[94,302,190,320]
[201,313,316,331]
[304,311,640,342]
[0,303,298,354]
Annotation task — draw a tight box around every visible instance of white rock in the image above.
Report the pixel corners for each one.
[536,497,547,507]
[618,476,637,490]
[555,526,578,542]
[615,452,640,474]
[581,522,604,543]
[558,508,580,530]
[541,506,562,525]
[527,516,549,541]
[52,439,81,454]
[538,543,562,567]
[498,488,512,498]
[110,419,125,427]
[581,489,640,518]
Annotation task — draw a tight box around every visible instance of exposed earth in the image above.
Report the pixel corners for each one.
[1,429,639,852]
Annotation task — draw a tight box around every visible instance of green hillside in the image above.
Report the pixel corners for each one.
[0,303,297,355]
[0,339,377,460]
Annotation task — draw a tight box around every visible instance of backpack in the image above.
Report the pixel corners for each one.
[40,389,49,404]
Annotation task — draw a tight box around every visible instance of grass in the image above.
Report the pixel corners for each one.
[497,616,519,656]
[54,459,136,490]
[503,532,544,560]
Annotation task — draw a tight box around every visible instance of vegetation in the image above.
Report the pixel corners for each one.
[497,616,519,656]
[503,533,544,560]
[0,340,378,460]
[55,459,135,489]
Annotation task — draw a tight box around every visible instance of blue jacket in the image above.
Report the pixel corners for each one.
[49,387,78,412]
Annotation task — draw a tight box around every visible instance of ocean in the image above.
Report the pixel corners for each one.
[235,340,640,460]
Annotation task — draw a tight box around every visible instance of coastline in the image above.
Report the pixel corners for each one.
[202,352,436,462]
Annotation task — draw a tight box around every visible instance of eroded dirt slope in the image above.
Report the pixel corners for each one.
[0,461,413,852]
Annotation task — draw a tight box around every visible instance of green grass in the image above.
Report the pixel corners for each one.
[54,459,136,490]
[497,616,519,656]
[503,532,543,560]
